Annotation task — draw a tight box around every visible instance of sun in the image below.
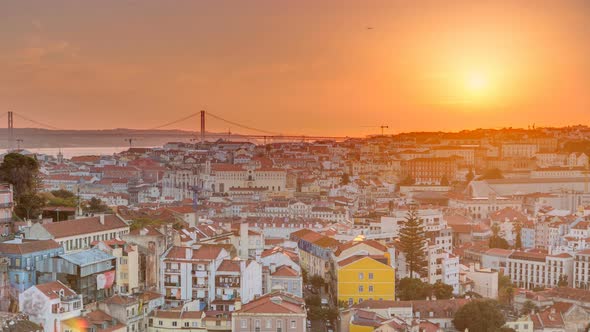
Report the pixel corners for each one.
[465,71,489,95]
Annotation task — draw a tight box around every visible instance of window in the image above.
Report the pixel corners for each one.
[358,285,364,292]
[241,319,247,328]
[266,320,272,328]
[184,322,189,327]
[290,320,296,328]
[358,272,364,280]
[368,273,374,280]
[158,321,163,326]
[359,298,364,303]
[348,298,353,306]
[172,321,177,327]
[368,285,374,292]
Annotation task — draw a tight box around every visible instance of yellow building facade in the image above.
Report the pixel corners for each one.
[337,256,395,306]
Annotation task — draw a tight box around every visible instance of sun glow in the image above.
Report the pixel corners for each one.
[466,72,489,94]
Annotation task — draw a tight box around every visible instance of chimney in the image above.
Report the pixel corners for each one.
[99,214,105,225]
[234,299,242,311]
[240,222,249,259]
[186,247,193,260]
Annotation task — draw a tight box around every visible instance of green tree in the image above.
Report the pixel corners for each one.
[83,197,111,214]
[0,153,45,219]
[498,274,514,305]
[514,222,523,249]
[399,208,428,278]
[15,192,45,220]
[489,236,510,249]
[310,275,325,290]
[521,300,538,315]
[481,168,504,180]
[341,173,350,185]
[557,274,568,287]
[466,169,475,182]
[399,175,415,186]
[396,278,431,300]
[453,299,506,332]
[51,189,76,199]
[489,224,510,249]
[432,281,454,300]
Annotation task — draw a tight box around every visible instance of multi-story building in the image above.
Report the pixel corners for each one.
[0,239,64,301]
[289,229,339,278]
[501,143,538,158]
[506,251,573,289]
[573,249,590,289]
[400,157,459,185]
[160,245,231,308]
[231,292,307,332]
[209,163,287,193]
[336,255,395,306]
[123,225,175,290]
[19,280,83,332]
[148,310,206,332]
[268,265,303,298]
[25,214,130,252]
[213,259,262,311]
[0,183,14,236]
[92,239,139,294]
[36,248,117,303]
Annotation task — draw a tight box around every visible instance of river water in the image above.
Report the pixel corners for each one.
[1,147,138,158]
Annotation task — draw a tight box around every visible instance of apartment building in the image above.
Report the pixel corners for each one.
[337,255,395,306]
[289,229,339,278]
[231,292,307,332]
[506,251,573,289]
[25,214,130,252]
[19,280,83,332]
[0,239,64,299]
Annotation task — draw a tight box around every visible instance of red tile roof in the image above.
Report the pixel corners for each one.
[42,215,128,238]
[0,239,62,255]
[271,265,299,277]
[236,292,305,314]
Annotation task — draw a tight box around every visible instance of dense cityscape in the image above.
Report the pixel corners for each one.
[3,1,590,331]
[1,126,590,331]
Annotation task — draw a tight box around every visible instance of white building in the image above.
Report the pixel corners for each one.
[19,280,83,332]
[25,214,130,253]
[506,251,573,289]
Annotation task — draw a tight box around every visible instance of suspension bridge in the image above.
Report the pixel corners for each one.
[0,110,357,148]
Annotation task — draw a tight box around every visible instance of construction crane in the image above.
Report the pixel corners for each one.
[361,125,389,136]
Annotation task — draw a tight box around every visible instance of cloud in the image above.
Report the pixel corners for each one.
[19,40,79,65]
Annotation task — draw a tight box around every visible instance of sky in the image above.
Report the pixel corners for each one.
[1,0,589,136]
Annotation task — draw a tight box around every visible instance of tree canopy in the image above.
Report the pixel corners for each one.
[0,153,45,219]
[480,168,504,180]
[83,197,111,214]
[453,299,506,332]
[396,278,454,301]
[399,208,428,278]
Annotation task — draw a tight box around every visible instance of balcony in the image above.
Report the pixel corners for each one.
[165,268,181,274]
[215,282,240,288]
[0,203,13,209]
[164,282,180,287]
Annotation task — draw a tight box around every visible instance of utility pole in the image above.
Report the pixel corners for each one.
[380,125,389,136]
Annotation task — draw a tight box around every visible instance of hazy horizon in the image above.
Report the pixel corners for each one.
[2,1,589,136]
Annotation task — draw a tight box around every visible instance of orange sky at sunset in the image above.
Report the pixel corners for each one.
[1,1,589,136]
